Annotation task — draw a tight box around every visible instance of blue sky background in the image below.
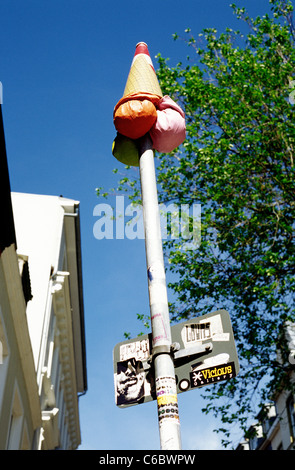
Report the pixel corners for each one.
[1,0,273,450]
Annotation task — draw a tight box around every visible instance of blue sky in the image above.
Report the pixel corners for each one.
[1,0,273,450]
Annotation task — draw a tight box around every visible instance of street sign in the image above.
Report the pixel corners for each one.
[113,309,239,407]
[172,309,239,394]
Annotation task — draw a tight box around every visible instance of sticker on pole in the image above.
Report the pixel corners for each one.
[113,335,156,407]
[113,309,239,407]
[190,362,237,388]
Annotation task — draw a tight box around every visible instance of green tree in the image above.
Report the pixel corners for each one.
[101,0,295,447]
[154,0,295,446]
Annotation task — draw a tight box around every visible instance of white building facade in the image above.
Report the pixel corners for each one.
[0,103,42,449]
[0,102,87,449]
[0,192,87,450]
[0,244,41,449]
[237,336,295,451]
[237,392,295,451]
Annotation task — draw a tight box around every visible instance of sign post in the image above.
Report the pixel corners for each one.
[112,41,183,450]
[138,135,181,450]
[112,42,239,451]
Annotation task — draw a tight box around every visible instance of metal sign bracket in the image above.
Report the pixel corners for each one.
[142,342,214,371]
[173,342,213,363]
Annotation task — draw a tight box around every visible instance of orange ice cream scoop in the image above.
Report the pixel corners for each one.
[114,98,157,140]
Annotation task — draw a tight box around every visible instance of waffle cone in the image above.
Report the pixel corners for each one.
[123,52,162,99]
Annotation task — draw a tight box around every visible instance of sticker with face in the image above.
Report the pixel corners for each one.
[116,358,146,406]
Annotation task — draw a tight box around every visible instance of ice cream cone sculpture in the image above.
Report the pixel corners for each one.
[123,42,163,100]
[113,42,186,166]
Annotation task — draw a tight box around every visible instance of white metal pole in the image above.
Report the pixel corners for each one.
[138,134,182,450]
